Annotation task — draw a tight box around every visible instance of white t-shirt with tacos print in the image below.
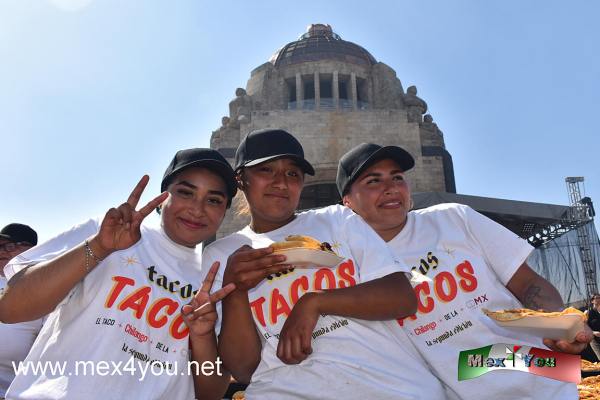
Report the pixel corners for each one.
[386,203,577,400]
[4,219,206,400]
[203,205,447,400]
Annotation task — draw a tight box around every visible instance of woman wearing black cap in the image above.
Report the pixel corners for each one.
[339,142,591,399]
[0,149,238,400]
[202,129,446,399]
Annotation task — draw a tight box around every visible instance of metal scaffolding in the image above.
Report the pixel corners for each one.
[565,177,597,303]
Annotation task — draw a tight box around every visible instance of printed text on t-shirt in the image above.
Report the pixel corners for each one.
[397,255,478,326]
[250,260,357,327]
[104,268,197,340]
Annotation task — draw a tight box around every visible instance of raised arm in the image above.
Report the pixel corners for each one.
[0,175,167,323]
[507,262,593,353]
[277,271,416,364]
[217,246,289,383]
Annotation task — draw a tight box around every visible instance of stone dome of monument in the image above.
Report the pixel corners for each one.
[211,23,455,238]
[269,24,377,67]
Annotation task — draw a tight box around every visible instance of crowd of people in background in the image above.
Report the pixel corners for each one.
[0,128,595,400]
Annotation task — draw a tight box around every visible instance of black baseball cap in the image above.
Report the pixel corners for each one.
[161,148,237,207]
[234,129,315,175]
[0,223,38,246]
[336,143,415,196]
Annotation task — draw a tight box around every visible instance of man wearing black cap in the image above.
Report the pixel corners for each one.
[0,223,40,399]
[0,149,238,400]
[0,223,37,276]
[339,142,590,400]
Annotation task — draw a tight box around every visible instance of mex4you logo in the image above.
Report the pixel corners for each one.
[458,344,581,383]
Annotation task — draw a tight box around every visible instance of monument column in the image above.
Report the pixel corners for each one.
[351,72,358,110]
[295,73,303,109]
[314,71,320,110]
[333,70,339,110]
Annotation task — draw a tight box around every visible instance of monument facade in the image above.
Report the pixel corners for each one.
[211,24,455,237]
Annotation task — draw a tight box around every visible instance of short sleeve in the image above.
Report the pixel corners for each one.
[339,207,408,283]
[4,218,101,281]
[463,206,533,285]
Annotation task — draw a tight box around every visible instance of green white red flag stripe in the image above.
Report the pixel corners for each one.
[458,343,580,383]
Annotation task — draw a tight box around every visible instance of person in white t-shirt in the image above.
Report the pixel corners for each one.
[0,149,238,400]
[0,224,42,399]
[337,142,593,400]
[203,128,447,399]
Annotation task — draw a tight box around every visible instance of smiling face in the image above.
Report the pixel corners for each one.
[240,158,305,233]
[343,158,412,242]
[160,167,228,248]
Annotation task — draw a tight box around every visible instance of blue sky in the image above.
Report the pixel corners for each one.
[1,0,599,241]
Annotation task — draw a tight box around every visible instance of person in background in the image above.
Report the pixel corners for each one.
[585,294,600,360]
[338,142,592,400]
[0,149,238,400]
[0,224,40,399]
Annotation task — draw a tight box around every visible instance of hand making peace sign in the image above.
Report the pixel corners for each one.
[96,175,168,255]
[181,261,236,338]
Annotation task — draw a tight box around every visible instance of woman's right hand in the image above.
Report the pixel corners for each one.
[222,245,291,291]
[93,175,168,258]
[182,261,236,339]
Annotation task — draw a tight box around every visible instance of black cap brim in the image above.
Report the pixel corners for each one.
[242,154,315,176]
[161,159,238,201]
[0,233,33,244]
[344,146,414,193]
[0,223,38,245]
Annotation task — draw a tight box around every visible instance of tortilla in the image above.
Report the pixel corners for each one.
[270,235,336,254]
[482,307,586,322]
